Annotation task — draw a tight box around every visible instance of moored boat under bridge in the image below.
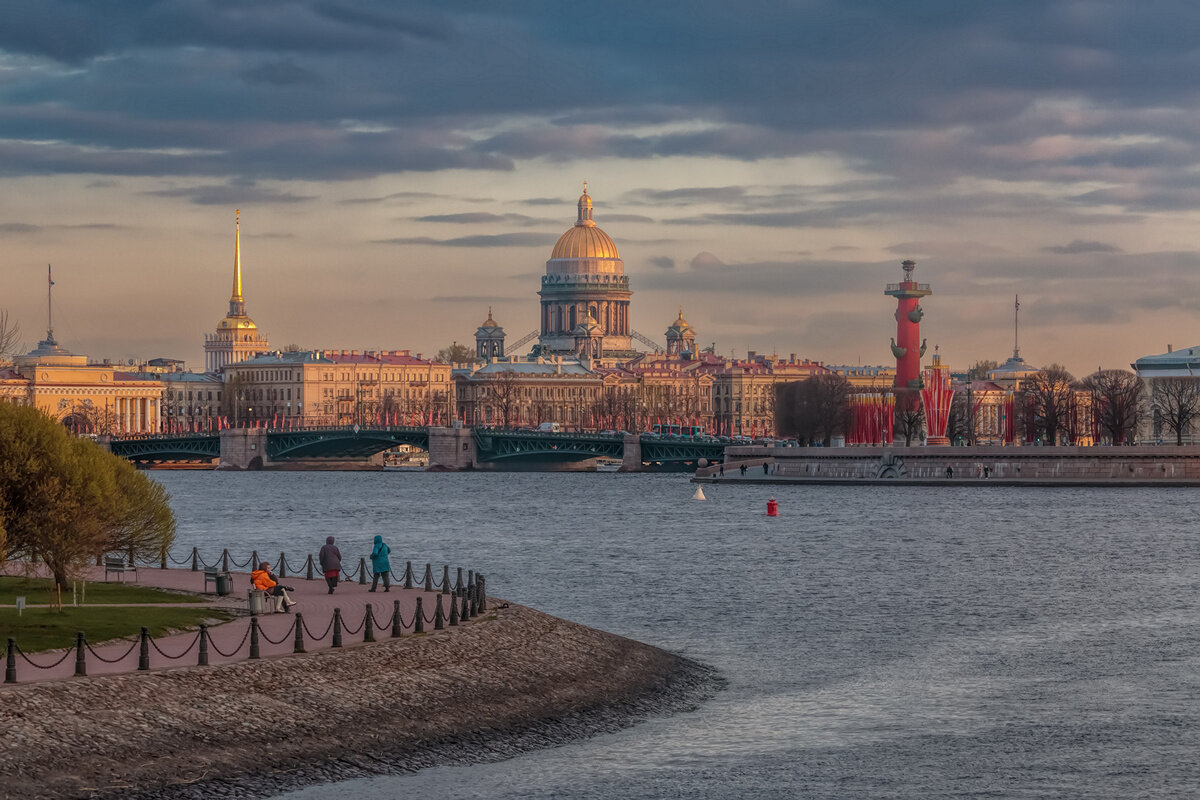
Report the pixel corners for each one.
[104,426,729,472]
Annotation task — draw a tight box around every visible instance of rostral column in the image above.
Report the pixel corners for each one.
[884,259,931,398]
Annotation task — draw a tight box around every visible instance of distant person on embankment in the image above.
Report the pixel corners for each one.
[369,534,391,593]
[319,536,342,594]
[251,562,297,612]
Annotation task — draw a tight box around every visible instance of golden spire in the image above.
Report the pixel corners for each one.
[228,209,246,317]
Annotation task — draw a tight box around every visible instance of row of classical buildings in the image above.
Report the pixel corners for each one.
[5,190,1195,443]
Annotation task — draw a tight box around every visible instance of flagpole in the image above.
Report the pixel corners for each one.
[47,264,54,340]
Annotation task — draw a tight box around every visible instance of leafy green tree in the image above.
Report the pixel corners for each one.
[0,404,174,589]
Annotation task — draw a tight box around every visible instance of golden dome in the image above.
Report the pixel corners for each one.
[550,184,620,259]
[218,316,258,330]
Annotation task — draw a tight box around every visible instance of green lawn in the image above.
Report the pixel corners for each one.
[0,576,205,605]
[0,605,236,652]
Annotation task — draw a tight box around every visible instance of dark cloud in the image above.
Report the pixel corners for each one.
[239,60,320,86]
[412,212,554,226]
[146,184,317,205]
[648,256,675,270]
[373,233,558,248]
[1042,240,1123,254]
[0,223,40,234]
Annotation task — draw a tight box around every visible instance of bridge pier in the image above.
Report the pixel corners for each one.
[219,428,269,470]
[619,434,643,472]
[427,427,476,471]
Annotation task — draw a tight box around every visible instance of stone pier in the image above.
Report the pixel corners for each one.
[620,433,643,472]
[427,426,477,471]
[218,427,269,470]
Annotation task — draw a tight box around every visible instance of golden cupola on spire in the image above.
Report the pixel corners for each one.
[550,184,620,259]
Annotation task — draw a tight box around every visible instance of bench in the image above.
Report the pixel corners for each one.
[204,567,231,594]
[104,557,137,582]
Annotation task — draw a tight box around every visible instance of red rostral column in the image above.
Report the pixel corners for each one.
[884,259,931,402]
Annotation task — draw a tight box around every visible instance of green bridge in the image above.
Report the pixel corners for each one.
[106,427,728,471]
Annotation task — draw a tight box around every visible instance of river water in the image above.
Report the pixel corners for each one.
[151,471,1200,799]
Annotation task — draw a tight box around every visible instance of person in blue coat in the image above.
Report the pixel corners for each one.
[369,534,392,592]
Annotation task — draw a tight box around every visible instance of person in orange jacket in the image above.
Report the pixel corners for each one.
[251,562,297,612]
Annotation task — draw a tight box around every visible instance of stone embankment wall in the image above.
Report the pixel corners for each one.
[718,444,1200,481]
[0,603,718,800]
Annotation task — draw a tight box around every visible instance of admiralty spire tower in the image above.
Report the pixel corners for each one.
[536,185,638,361]
[204,210,269,373]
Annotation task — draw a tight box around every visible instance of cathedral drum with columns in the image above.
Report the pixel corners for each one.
[536,186,638,361]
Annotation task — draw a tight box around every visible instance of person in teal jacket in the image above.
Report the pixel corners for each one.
[369,534,392,592]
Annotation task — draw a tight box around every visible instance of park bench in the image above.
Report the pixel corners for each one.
[104,557,137,582]
[204,567,232,595]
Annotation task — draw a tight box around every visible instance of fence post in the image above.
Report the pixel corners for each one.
[434,595,445,630]
[191,547,199,571]
[279,552,287,578]
[252,550,259,571]
[333,609,343,648]
[160,551,167,570]
[404,561,413,590]
[74,632,86,677]
[293,615,306,654]
[469,580,477,618]
[306,555,314,581]
[138,627,150,671]
[364,603,375,643]
[5,638,15,683]
[461,592,470,621]
[448,592,459,626]
[441,565,451,595]
[198,624,209,666]
[467,570,474,600]
[221,549,230,573]
[414,597,424,634]
[478,575,486,613]
[454,567,464,597]
[359,557,368,585]
[249,618,261,660]
[391,600,401,638]
[423,563,433,593]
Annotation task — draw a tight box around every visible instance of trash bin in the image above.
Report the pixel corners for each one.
[247,588,265,614]
[215,572,232,596]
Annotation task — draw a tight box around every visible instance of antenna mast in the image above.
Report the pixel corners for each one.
[1013,294,1020,360]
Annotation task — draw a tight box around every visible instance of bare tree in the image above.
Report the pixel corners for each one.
[490,368,521,428]
[894,388,925,446]
[1081,369,1143,444]
[966,360,999,381]
[1152,378,1200,445]
[776,373,850,445]
[0,309,20,359]
[1025,365,1077,445]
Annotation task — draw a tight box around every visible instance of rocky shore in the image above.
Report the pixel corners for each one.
[0,602,721,799]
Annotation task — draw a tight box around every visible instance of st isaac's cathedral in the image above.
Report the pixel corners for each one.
[533,185,638,362]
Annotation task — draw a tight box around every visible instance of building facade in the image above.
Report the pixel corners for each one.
[222,349,452,427]
[454,356,605,428]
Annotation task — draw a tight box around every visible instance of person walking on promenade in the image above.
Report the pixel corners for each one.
[319,536,342,594]
[251,562,297,612]
[369,534,392,592]
[718,463,724,477]
[740,463,747,477]
[763,462,769,475]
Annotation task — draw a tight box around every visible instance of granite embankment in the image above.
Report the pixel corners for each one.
[1,602,720,800]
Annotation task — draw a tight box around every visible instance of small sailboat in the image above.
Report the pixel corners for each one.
[692,485,707,501]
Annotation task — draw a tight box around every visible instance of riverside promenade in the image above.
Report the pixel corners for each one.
[0,554,719,799]
[2,555,482,684]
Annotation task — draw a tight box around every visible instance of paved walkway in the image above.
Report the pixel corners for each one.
[2,562,475,684]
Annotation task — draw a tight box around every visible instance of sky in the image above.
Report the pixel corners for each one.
[2,1,1199,377]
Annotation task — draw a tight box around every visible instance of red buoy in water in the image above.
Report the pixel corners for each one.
[767,498,778,516]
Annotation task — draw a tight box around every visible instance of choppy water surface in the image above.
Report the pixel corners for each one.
[152,471,1200,799]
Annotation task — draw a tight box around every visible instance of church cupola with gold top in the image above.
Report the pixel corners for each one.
[665,307,696,355]
[475,307,505,359]
[204,210,270,373]
[536,184,637,361]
